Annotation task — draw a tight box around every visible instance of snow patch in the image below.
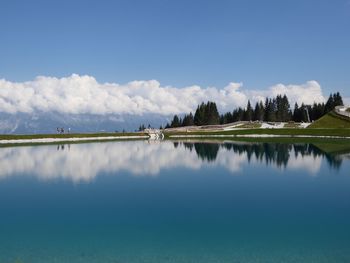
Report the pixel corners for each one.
[261,123,285,129]
[299,123,311,128]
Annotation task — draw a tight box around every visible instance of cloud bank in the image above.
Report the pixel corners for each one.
[0,74,326,115]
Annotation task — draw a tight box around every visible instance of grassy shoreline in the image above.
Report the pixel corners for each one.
[0,132,147,140]
[1,129,350,140]
[164,128,350,138]
[0,128,349,147]
[0,132,149,147]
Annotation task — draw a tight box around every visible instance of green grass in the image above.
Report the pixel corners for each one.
[171,136,350,145]
[0,132,146,140]
[308,111,350,129]
[165,128,350,138]
[0,132,149,147]
[0,138,149,148]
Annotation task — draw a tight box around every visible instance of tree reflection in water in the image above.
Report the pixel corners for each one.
[177,141,343,170]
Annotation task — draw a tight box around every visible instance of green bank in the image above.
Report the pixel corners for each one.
[165,127,350,138]
[0,132,146,140]
[308,111,350,129]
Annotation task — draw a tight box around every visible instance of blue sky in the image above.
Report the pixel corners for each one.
[0,0,349,97]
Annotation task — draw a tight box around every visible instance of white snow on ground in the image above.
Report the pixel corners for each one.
[335,106,350,118]
[299,122,311,128]
[261,123,285,129]
[0,135,149,144]
[223,122,312,130]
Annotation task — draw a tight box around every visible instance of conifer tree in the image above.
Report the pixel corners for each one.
[182,112,194,126]
[170,115,181,128]
[233,107,244,122]
[293,103,301,122]
[333,92,344,107]
[194,102,206,125]
[276,95,291,122]
[206,101,220,125]
[253,101,265,121]
[325,93,335,113]
[324,92,343,113]
[244,100,253,121]
[265,98,276,122]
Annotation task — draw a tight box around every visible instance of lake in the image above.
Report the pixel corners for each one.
[0,140,349,263]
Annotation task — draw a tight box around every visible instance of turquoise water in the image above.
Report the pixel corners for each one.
[0,140,350,262]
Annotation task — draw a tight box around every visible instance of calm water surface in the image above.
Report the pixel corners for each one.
[0,140,350,263]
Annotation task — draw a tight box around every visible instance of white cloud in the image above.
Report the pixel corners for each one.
[0,74,326,115]
[266,81,325,106]
[344,97,350,106]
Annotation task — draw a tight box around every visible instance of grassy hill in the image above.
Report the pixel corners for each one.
[308,111,350,129]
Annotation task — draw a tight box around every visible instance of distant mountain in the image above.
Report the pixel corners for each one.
[0,112,171,134]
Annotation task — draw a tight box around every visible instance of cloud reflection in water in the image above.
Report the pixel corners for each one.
[0,140,344,183]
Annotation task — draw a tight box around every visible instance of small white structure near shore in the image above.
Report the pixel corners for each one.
[144,129,164,140]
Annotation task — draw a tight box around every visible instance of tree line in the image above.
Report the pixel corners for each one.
[165,92,344,128]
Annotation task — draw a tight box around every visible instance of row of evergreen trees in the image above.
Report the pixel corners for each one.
[166,92,343,128]
[166,101,220,128]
